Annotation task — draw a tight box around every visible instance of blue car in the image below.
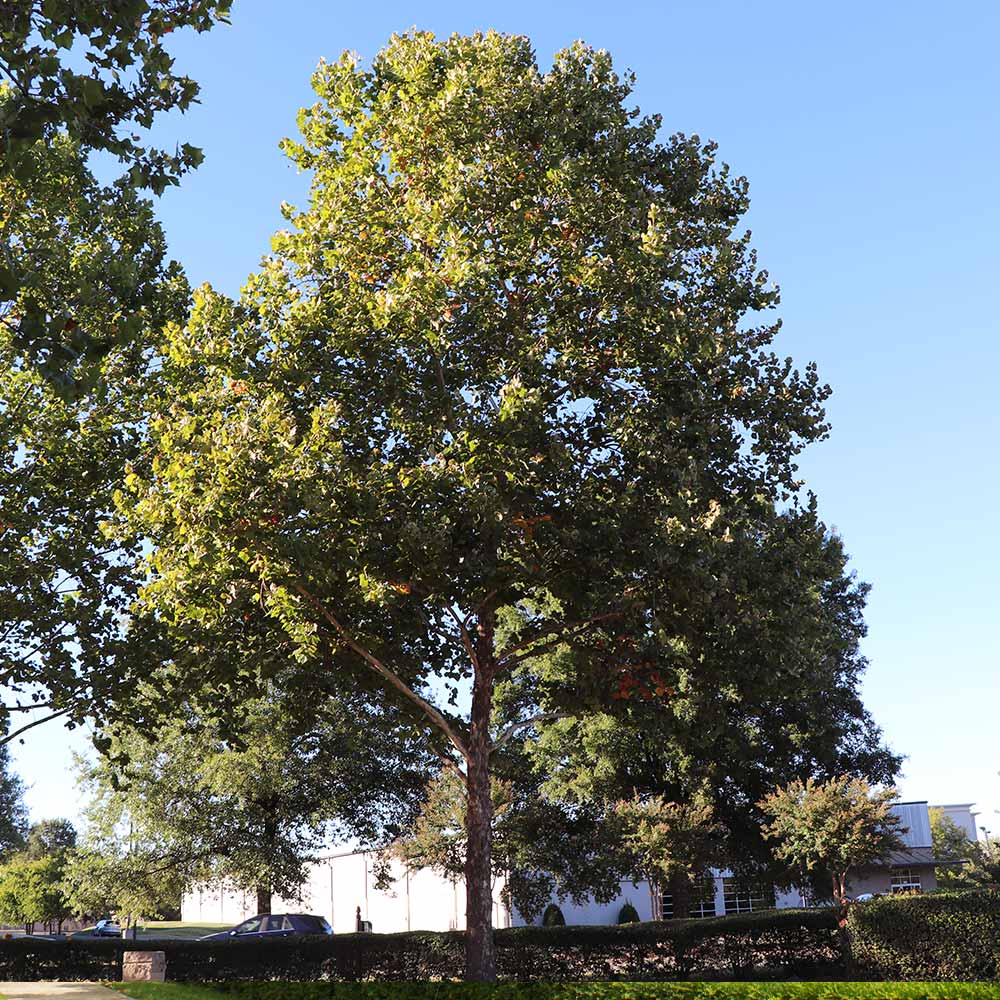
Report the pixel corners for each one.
[198,913,332,941]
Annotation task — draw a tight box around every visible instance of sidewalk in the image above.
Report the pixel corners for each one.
[2,986,119,998]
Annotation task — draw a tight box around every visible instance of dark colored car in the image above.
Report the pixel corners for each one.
[198,913,333,941]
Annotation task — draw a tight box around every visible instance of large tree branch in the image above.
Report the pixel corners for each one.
[496,609,626,666]
[444,604,478,670]
[490,711,571,753]
[294,584,469,763]
[0,706,72,744]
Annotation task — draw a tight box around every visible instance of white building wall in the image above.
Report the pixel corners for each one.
[935,803,980,842]
[182,800,975,931]
[181,851,509,933]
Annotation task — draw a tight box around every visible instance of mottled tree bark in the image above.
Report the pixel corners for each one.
[464,613,496,981]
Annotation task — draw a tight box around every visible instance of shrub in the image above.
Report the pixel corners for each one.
[0,935,122,981]
[542,904,566,927]
[847,889,1000,980]
[617,903,640,924]
[0,908,841,983]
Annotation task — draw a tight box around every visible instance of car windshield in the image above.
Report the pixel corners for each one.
[233,917,263,934]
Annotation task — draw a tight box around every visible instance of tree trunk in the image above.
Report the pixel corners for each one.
[669,871,692,920]
[256,810,277,916]
[464,614,496,982]
[834,873,849,929]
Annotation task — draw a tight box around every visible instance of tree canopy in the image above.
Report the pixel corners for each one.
[0,852,71,932]
[111,30,851,979]
[24,818,77,860]
[929,807,977,888]
[1,1,230,191]
[520,510,899,879]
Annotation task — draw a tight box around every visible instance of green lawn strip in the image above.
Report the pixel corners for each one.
[72,922,230,941]
[138,922,231,941]
[108,985,1000,1000]
[110,985,226,1000]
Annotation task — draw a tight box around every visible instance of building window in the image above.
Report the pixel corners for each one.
[723,878,776,915]
[889,868,922,894]
[689,876,718,918]
[655,886,671,919]
[654,876,717,919]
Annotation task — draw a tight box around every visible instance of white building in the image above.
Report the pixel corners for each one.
[183,848,511,932]
[181,800,977,931]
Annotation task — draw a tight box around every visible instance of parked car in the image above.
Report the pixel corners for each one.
[92,919,122,937]
[198,913,333,941]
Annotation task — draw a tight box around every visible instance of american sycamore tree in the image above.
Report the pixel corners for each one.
[759,775,906,924]
[118,32,835,979]
[0,5,229,736]
[1,0,230,189]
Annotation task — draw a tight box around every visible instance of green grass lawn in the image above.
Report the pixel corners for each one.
[108,984,1000,1000]
[71,921,230,941]
[136,921,231,941]
[110,987,224,1000]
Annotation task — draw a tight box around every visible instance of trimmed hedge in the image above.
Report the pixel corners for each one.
[847,890,1000,981]
[0,908,840,983]
[494,910,840,981]
[0,935,124,980]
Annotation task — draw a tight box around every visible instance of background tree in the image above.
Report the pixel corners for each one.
[79,675,433,916]
[61,846,184,936]
[0,852,71,933]
[759,776,905,925]
[117,32,835,979]
[24,819,77,861]
[612,795,722,921]
[0,738,27,856]
[929,807,977,888]
[521,510,900,897]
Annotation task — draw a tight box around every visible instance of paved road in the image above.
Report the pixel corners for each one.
[2,985,119,998]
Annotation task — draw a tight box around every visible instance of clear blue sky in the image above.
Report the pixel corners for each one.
[13,0,1000,833]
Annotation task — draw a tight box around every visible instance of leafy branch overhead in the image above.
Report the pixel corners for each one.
[0,1,228,382]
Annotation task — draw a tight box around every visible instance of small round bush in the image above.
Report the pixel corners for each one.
[542,903,565,926]
[618,901,640,924]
